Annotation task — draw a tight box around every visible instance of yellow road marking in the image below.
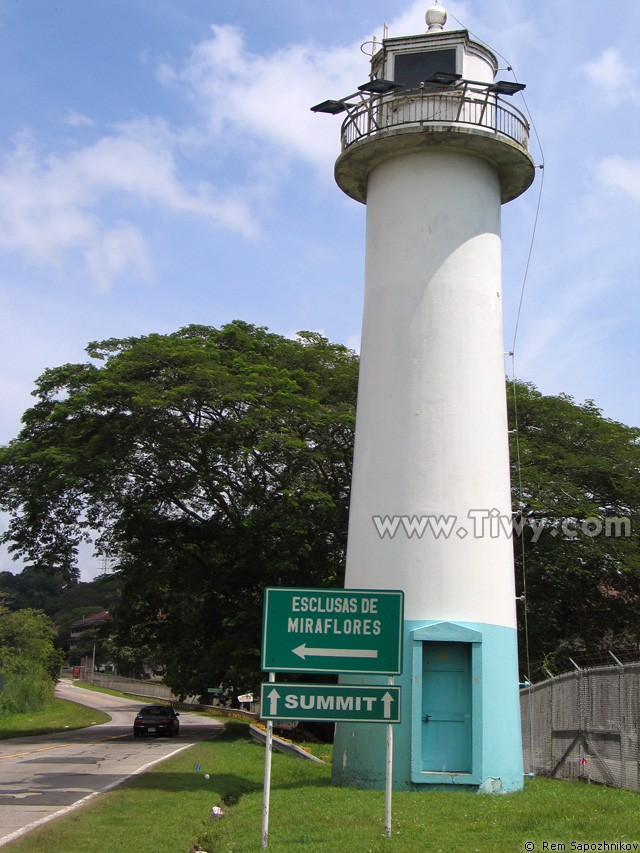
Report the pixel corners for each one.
[0,733,129,760]
[33,743,74,753]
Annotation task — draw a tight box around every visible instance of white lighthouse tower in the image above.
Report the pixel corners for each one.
[316,6,535,792]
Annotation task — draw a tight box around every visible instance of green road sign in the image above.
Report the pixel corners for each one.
[207,687,223,694]
[260,682,401,723]
[261,587,404,674]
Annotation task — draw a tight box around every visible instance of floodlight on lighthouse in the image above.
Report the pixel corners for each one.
[311,78,402,115]
[357,79,403,94]
[310,99,347,114]
[425,71,461,85]
[489,80,527,95]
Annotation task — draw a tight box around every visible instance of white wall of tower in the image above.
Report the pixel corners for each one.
[344,149,517,630]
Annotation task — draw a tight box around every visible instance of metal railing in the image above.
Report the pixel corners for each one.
[74,670,259,720]
[341,86,530,153]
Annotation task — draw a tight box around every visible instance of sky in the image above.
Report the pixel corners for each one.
[1,0,639,580]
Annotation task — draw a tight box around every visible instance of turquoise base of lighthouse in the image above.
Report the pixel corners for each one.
[331,620,523,793]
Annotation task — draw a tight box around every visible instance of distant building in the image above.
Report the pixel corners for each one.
[67,610,111,652]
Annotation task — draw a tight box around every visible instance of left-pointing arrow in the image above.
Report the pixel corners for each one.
[267,688,281,716]
[292,644,378,660]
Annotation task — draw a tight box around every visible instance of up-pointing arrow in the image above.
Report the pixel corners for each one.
[267,688,281,716]
[381,691,395,719]
[292,644,378,660]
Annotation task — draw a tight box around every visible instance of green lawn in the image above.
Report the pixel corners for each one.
[0,698,110,740]
[74,680,134,698]
[3,722,640,852]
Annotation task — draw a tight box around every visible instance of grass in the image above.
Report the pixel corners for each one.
[0,697,110,740]
[74,680,132,698]
[3,721,640,852]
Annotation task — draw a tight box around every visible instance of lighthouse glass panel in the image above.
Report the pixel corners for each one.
[393,49,457,90]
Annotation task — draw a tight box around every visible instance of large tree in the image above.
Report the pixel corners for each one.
[1,322,639,688]
[507,382,640,677]
[0,321,358,694]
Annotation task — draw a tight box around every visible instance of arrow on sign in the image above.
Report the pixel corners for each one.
[267,688,281,716]
[292,644,378,660]
[381,691,395,719]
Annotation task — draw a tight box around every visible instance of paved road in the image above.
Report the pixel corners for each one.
[0,680,224,847]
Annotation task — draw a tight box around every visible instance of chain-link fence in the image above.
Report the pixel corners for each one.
[520,663,640,790]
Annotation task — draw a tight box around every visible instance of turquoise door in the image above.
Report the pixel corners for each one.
[421,642,471,772]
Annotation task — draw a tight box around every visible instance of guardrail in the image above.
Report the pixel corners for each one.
[72,672,259,722]
[129,692,259,723]
[249,722,327,764]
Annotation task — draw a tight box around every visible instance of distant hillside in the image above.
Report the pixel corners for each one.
[0,566,121,631]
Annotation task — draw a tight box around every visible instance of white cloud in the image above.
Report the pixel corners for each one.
[382,0,431,40]
[0,118,258,291]
[345,332,361,354]
[581,48,639,105]
[83,225,152,294]
[597,156,640,202]
[64,118,258,231]
[158,23,366,171]
[514,282,612,393]
[155,2,544,181]
[0,4,545,296]
[64,110,94,127]
[583,48,628,85]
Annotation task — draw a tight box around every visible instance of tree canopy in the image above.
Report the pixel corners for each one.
[508,382,640,676]
[0,566,120,624]
[0,321,358,693]
[1,321,638,688]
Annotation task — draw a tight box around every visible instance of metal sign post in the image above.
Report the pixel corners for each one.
[260,587,404,848]
[261,672,275,850]
[385,675,394,838]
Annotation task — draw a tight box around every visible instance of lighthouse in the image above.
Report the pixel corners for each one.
[315,6,535,792]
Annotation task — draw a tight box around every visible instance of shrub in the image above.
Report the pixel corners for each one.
[0,664,55,716]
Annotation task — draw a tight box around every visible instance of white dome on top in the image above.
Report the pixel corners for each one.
[426,4,447,32]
